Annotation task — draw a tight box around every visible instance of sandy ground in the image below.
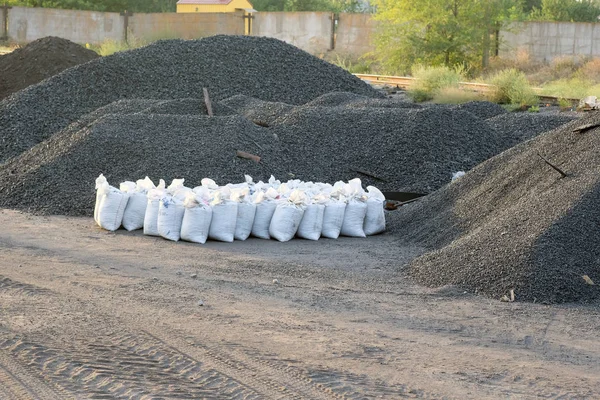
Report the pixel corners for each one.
[0,208,599,399]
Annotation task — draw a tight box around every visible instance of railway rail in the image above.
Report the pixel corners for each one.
[354,73,580,104]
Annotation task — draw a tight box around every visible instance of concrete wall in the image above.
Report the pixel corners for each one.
[500,22,600,62]
[253,12,333,54]
[336,13,377,56]
[129,12,244,40]
[7,6,123,43]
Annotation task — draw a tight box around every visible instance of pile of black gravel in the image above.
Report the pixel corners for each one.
[0,36,99,100]
[484,112,577,147]
[220,95,296,126]
[268,105,506,193]
[450,101,507,120]
[388,111,600,304]
[0,112,284,216]
[0,35,380,163]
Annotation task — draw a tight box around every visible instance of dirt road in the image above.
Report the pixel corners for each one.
[0,209,599,399]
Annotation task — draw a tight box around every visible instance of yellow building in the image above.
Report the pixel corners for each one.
[176,0,255,14]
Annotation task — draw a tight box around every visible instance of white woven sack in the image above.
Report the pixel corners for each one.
[251,201,276,239]
[321,202,346,239]
[143,179,166,236]
[97,187,129,232]
[94,174,107,225]
[121,177,155,231]
[121,192,147,231]
[270,204,304,242]
[209,202,238,242]
[143,199,161,236]
[158,198,185,242]
[297,204,325,241]
[180,206,212,244]
[234,202,256,241]
[363,186,386,236]
[340,201,367,237]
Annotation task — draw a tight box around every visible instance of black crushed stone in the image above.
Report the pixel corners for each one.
[0,36,99,100]
[387,111,600,304]
[0,35,380,163]
[451,101,507,120]
[485,112,577,146]
[0,113,283,216]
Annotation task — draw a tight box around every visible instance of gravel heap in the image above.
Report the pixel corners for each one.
[388,112,600,304]
[0,35,380,163]
[0,113,283,216]
[485,112,577,147]
[451,101,507,120]
[0,36,98,100]
[305,91,422,109]
[219,95,296,126]
[269,105,505,193]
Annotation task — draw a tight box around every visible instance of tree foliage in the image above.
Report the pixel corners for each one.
[4,0,178,12]
[372,0,522,74]
[529,0,600,22]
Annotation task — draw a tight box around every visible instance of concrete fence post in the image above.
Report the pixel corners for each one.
[1,3,11,41]
[329,13,338,51]
[120,10,133,43]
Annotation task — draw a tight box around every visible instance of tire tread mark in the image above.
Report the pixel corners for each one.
[0,349,66,399]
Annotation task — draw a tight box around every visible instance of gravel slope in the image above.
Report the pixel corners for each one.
[388,112,600,303]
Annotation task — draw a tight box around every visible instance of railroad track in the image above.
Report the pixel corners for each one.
[354,73,580,104]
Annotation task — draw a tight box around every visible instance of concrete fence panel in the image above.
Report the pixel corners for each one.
[253,12,332,54]
[129,12,244,41]
[335,13,378,57]
[7,6,123,43]
[500,21,600,62]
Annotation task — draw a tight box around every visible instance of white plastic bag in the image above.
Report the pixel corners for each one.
[269,190,306,242]
[363,186,386,236]
[297,193,327,241]
[321,201,346,239]
[143,179,166,236]
[94,174,107,225]
[158,197,185,242]
[297,204,325,240]
[120,177,154,231]
[340,200,368,237]
[208,190,238,242]
[180,192,213,244]
[97,184,129,232]
[251,187,279,239]
[231,187,256,241]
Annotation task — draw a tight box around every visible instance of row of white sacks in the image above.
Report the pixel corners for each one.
[94,175,386,243]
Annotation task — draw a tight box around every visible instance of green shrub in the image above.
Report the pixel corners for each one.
[408,65,463,102]
[330,53,374,74]
[488,69,538,106]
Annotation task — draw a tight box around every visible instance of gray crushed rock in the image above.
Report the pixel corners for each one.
[0,35,380,163]
[387,112,600,304]
[485,112,577,146]
[0,113,284,216]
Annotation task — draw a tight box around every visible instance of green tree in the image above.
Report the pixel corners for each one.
[529,0,600,22]
[372,0,522,74]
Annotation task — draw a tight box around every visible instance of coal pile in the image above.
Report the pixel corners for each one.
[220,95,296,126]
[388,112,600,304]
[451,101,507,120]
[0,113,284,216]
[0,35,380,163]
[305,91,422,109]
[0,36,98,100]
[485,112,577,147]
[269,105,505,193]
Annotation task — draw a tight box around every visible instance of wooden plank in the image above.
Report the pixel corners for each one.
[203,87,214,117]
[236,150,260,163]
